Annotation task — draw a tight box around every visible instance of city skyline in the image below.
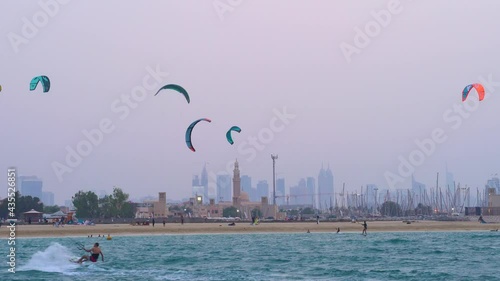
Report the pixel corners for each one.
[10,162,500,207]
[2,1,500,204]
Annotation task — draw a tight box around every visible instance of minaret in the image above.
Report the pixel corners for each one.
[232,159,241,206]
[201,163,208,203]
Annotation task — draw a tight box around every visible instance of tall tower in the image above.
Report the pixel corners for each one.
[232,159,241,206]
[201,163,208,203]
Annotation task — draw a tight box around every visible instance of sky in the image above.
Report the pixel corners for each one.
[1,0,500,205]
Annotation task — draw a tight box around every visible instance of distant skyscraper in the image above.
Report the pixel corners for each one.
[19,176,43,200]
[306,177,315,207]
[241,175,252,193]
[487,177,500,194]
[445,165,455,191]
[365,184,378,209]
[288,179,311,206]
[192,175,200,187]
[241,175,256,202]
[411,174,426,205]
[256,180,269,201]
[276,178,285,205]
[216,174,231,203]
[201,164,209,203]
[42,191,54,206]
[290,185,300,205]
[318,165,334,210]
[484,176,498,207]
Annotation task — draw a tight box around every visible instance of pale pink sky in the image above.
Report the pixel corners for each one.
[1,0,500,204]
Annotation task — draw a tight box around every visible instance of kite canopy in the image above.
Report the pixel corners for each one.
[462,83,485,101]
[30,76,51,93]
[226,126,241,145]
[185,118,211,152]
[0,85,2,92]
[154,84,190,103]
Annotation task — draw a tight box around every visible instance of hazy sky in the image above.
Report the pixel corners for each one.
[2,0,500,205]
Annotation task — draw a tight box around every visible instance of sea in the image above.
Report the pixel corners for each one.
[1,231,499,281]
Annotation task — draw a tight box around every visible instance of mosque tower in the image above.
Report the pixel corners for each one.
[232,159,241,206]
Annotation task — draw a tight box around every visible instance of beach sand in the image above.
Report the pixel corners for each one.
[1,221,498,238]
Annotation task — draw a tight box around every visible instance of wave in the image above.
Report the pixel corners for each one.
[18,242,80,273]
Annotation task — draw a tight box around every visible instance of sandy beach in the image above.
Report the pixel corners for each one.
[1,221,498,238]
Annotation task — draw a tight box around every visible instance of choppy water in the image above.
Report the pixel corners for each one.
[1,231,499,280]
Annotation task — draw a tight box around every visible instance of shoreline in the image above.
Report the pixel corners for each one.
[1,221,498,238]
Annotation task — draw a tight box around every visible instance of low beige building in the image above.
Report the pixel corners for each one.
[135,192,168,218]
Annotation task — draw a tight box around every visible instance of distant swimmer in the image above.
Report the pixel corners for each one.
[307,229,310,233]
[76,243,104,264]
[106,234,112,240]
[491,229,498,232]
[361,221,367,235]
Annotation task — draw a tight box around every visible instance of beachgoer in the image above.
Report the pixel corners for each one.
[152,218,155,227]
[76,243,104,263]
[337,227,340,233]
[181,215,184,225]
[362,221,367,235]
[307,229,310,233]
[163,219,166,227]
[316,215,320,224]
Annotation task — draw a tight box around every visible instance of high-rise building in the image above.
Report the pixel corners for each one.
[19,176,43,200]
[365,184,378,210]
[201,164,209,202]
[276,178,285,205]
[42,191,54,206]
[318,165,334,210]
[289,184,300,205]
[256,180,269,201]
[487,177,500,193]
[192,175,200,187]
[445,165,455,191]
[241,175,252,193]
[411,174,426,205]
[217,174,231,203]
[306,177,315,207]
[297,178,307,205]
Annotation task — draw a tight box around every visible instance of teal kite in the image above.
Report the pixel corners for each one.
[226,126,241,145]
[154,84,190,103]
[186,118,211,152]
[30,76,50,93]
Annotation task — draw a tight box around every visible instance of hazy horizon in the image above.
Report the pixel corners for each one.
[2,0,500,205]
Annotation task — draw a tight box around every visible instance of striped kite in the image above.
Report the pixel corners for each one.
[462,83,485,101]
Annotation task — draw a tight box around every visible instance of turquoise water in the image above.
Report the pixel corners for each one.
[1,231,499,280]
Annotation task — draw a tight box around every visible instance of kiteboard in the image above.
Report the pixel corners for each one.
[69,257,82,264]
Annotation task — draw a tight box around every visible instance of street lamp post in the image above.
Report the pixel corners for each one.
[271,154,278,208]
